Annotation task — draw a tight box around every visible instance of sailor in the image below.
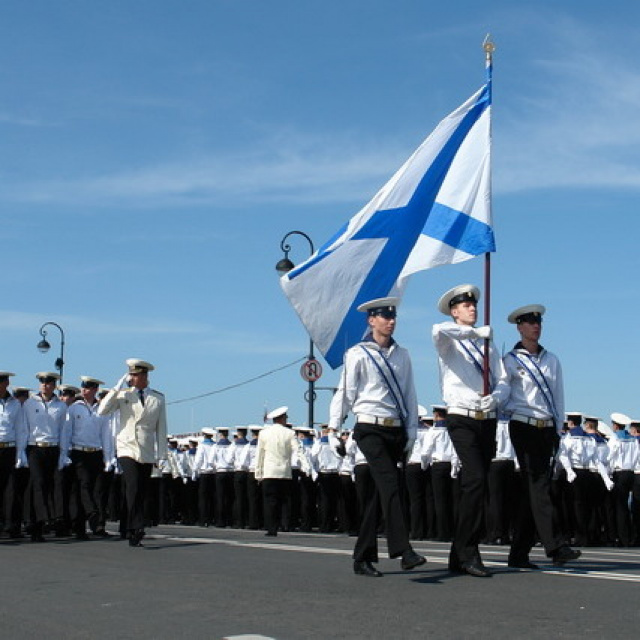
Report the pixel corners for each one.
[98,358,168,547]
[193,428,216,527]
[311,425,342,533]
[159,436,182,524]
[181,438,199,525]
[337,428,358,536]
[59,384,80,407]
[0,371,25,538]
[421,405,458,542]
[503,304,582,566]
[608,413,637,546]
[297,427,317,532]
[329,297,425,577]
[21,372,68,541]
[231,427,251,529]
[255,406,309,536]
[404,405,430,540]
[213,427,234,527]
[246,425,263,530]
[433,284,509,576]
[61,376,113,538]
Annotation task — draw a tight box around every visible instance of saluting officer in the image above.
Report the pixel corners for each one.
[503,304,580,568]
[433,285,509,577]
[329,297,425,577]
[98,359,167,547]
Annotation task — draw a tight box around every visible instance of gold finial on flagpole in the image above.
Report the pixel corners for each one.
[482,33,495,62]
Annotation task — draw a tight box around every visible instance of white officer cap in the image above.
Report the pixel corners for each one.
[126,358,155,373]
[36,371,61,381]
[0,371,15,378]
[610,412,631,427]
[507,304,546,324]
[266,406,288,420]
[437,284,480,315]
[80,376,105,387]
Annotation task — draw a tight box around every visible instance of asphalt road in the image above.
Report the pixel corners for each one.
[2,525,639,640]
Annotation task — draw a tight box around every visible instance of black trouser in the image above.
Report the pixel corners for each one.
[27,445,59,525]
[338,474,357,534]
[612,470,634,546]
[182,479,198,525]
[216,472,234,527]
[94,469,112,529]
[118,457,153,532]
[508,422,564,561]
[318,472,340,532]
[485,458,516,543]
[354,464,379,527]
[571,468,592,546]
[298,473,316,531]
[198,473,216,525]
[282,469,301,531]
[70,450,102,533]
[405,463,426,539]
[233,471,249,528]
[247,472,262,529]
[159,474,180,523]
[0,447,19,532]
[430,461,455,541]
[447,415,496,566]
[262,478,291,534]
[352,423,410,562]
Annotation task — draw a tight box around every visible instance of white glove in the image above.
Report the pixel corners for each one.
[104,460,113,472]
[15,451,29,469]
[404,437,416,454]
[114,373,130,391]
[566,469,577,483]
[182,477,188,485]
[479,394,497,412]
[451,462,460,479]
[605,477,614,491]
[475,325,493,340]
[58,454,71,470]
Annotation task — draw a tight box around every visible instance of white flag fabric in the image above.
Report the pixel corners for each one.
[281,81,494,369]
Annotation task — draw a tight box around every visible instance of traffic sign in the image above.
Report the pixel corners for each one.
[300,358,323,382]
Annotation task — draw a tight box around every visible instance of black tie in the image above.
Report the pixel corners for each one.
[138,389,145,406]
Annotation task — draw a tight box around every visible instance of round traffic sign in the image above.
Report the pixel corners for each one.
[300,358,323,382]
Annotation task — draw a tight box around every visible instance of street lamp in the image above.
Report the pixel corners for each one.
[37,322,66,383]
[275,231,317,429]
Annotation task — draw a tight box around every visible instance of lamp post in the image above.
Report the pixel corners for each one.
[276,230,317,429]
[36,322,66,383]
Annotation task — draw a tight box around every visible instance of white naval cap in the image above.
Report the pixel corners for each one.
[0,371,16,378]
[201,427,215,436]
[126,358,155,373]
[80,376,105,387]
[58,384,81,395]
[36,371,61,381]
[610,412,631,427]
[437,284,480,315]
[566,411,582,418]
[266,406,288,420]
[356,297,400,316]
[417,404,429,419]
[583,415,600,424]
[507,304,546,324]
[12,386,31,394]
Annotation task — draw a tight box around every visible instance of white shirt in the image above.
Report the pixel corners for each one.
[608,434,640,471]
[421,424,459,466]
[23,394,68,446]
[407,427,429,465]
[503,343,564,430]
[329,337,419,440]
[0,394,24,446]
[433,321,509,411]
[193,439,216,475]
[61,399,114,463]
[311,435,342,472]
[231,439,252,472]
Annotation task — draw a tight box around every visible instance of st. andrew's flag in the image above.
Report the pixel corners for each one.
[281,80,495,369]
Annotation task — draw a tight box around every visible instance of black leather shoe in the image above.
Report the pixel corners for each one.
[461,561,491,577]
[353,561,383,577]
[508,560,539,570]
[401,550,427,571]
[552,546,581,565]
[128,529,145,547]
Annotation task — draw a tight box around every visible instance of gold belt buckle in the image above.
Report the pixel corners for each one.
[535,419,545,429]
[474,411,485,420]
[382,418,395,427]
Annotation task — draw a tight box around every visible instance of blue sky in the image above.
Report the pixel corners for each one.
[2,1,640,431]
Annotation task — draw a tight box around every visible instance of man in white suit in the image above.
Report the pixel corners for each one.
[99,358,167,546]
[255,406,308,536]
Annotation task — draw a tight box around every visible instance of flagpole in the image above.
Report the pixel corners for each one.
[482,34,495,397]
